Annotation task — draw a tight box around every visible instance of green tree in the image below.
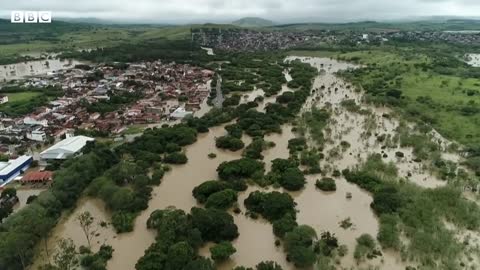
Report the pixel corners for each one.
[284,225,317,268]
[216,136,245,151]
[164,152,188,164]
[244,191,296,222]
[165,242,194,270]
[205,189,238,210]
[278,167,305,191]
[217,158,264,181]
[210,241,236,262]
[315,178,336,192]
[52,238,78,270]
[191,207,239,242]
[272,214,297,238]
[1,187,17,199]
[77,211,95,248]
[184,257,215,270]
[193,180,230,203]
[256,261,283,270]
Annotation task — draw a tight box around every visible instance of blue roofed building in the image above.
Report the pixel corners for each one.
[0,155,33,187]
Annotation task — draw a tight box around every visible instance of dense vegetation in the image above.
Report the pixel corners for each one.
[0,188,18,223]
[216,135,245,151]
[244,191,296,222]
[315,177,336,191]
[217,158,265,182]
[337,45,480,176]
[343,154,480,268]
[86,125,197,232]
[60,38,211,66]
[136,207,238,270]
[264,158,306,190]
[0,143,118,270]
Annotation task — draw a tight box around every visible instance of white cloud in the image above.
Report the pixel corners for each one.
[0,0,479,23]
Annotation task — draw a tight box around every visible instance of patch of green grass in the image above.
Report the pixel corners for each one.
[122,125,147,135]
[0,26,191,59]
[4,91,41,102]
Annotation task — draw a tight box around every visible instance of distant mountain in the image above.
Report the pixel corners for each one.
[56,17,117,24]
[232,17,274,28]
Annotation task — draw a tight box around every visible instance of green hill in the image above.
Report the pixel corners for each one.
[232,17,274,28]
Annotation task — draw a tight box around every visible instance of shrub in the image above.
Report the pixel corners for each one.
[210,241,236,261]
[205,189,238,210]
[216,136,245,151]
[164,152,188,164]
[315,178,336,192]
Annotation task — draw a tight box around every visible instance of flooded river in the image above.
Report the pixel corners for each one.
[31,56,465,270]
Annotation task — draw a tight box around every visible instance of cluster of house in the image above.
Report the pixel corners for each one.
[192,27,480,52]
[0,60,214,155]
[192,28,318,51]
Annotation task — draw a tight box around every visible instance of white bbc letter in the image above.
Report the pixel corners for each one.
[38,11,52,23]
[24,11,38,23]
[11,11,24,23]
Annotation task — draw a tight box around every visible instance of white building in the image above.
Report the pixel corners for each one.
[170,107,193,119]
[27,129,47,142]
[0,95,8,104]
[24,117,48,127]
[40,136,94,160]
[0,155,33,186]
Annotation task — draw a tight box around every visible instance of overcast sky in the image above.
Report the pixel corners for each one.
[1,0,480,23]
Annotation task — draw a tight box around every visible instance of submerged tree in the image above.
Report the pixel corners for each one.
[77,211,95,248]
[51,238,78,270]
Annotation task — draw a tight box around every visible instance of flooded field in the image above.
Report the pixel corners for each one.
[466,53,480,67]
[30,56,467,270]
[13,188,46,213]
[0,58,82,81]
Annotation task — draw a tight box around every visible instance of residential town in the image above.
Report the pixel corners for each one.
[0,60,215,168]
[192,27,480,51]
[192,28,321,51]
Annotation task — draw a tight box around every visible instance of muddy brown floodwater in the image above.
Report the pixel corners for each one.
[31,56,467,270]
[13,188,46,213]
[31,123,292,270]
[0,59,82,81]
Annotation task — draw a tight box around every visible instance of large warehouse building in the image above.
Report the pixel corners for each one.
[40,135,94,161]
[0,155,33,186]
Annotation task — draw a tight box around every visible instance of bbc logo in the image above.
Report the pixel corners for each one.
[11,11,52,23]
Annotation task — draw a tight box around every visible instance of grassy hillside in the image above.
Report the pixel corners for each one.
[274,19,480,32]
[0,20,191,64]
[232,17,274,28]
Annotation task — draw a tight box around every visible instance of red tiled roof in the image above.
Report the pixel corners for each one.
[21,171,53,182]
